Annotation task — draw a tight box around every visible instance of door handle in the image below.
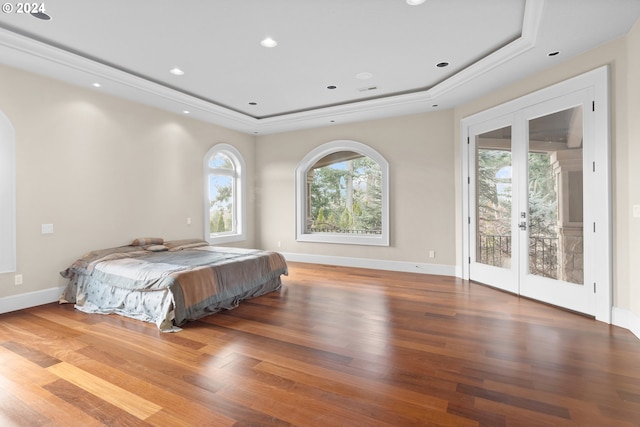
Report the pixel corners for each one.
[519,221,527,231]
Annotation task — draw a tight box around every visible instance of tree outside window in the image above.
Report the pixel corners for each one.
[307,151,382,235]
[204,144,245,244]
[296,140,389,246]
[208,153,234,234]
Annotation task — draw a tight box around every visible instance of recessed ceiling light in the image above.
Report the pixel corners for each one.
[548,51,560,57]
[260,37,278,48]
[406,0,426,5]
[327,85,337,90]
[183,110,190,114]
[169,67,185,76]
[356,72,373,80]
[248,102,258,106]
[92,83,101,88]
[436,62,450,68]
[432,104,438,108]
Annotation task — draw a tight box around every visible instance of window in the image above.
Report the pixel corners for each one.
[0,111,16,273]
[296,140,389,246]
[203,144,245,244]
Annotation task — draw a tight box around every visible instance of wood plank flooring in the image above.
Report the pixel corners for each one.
[1,262,639,426]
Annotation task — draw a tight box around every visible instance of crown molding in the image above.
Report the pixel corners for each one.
[0,0,544,135]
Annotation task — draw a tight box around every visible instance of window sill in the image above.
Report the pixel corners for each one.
[206,233,245,245]
[296,233,389,246]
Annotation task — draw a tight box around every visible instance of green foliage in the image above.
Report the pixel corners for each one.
[327,212,337,226]
[353,201,362,216]
[339,208,352,229]
[528,152,557,238]
[210,211,222,233]
[316,207,326,224]
[209,172,234,234]
[213,185,232,207]
[307,154,382,234]
[477,149,512,238]
[477,149,558,238]
[210,209,232,234]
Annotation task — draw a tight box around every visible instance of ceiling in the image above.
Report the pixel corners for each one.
[1,0,639,135]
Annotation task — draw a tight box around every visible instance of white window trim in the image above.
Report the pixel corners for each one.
[295,140,389,246]
[0,111,16,273]
[203,143,246,244]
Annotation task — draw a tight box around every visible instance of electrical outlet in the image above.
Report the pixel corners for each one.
[277,241,281,248]
[428,250,435,259]
[186,217,192,225]
[14,274,23,285]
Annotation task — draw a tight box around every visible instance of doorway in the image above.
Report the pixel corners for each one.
[461,67,612,322]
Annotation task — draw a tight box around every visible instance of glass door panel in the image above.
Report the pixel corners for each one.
[476,127,512,269]
[527,106,584,285]
[469,120,518,294]
[519,99,592,315]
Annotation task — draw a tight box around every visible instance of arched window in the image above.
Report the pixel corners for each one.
[203,144,245,244]
[296,140,389,246]
[0,111,16,273]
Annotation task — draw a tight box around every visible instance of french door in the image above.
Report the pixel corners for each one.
[467,89,597,315]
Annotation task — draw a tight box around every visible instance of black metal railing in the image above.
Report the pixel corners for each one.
[478,234,558,278]
[528,236,558,279]
[478,234,512,268]
[309,223,381,235]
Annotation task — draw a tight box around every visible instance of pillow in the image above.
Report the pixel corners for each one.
[164,239,209,251]
[146,245,169,252]
[131,237,164,246]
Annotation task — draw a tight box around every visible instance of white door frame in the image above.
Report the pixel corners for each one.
[461,66,612,323]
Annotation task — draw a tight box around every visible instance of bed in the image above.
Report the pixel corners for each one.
[59,238,288,332]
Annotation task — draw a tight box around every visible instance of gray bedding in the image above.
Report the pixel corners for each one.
[60,239,288,331]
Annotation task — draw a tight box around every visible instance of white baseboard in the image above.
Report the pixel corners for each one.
[280,252,456,276]
[612,306,640,340]
[0,286,65,315]
[455,264,464,279]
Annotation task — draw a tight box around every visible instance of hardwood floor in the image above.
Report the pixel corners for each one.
[1,262,639,426]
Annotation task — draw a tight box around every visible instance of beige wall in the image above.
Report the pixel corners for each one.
[1,21,638,321]
[453,34,635,313]
[255,111,456,266]
[627,18,640,318]
[0,64,256,298]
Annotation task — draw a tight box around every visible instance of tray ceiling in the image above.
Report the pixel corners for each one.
[1,0,639,134]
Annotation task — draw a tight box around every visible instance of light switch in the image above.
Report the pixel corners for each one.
[41,223,54,234]
[634,205,640,218]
